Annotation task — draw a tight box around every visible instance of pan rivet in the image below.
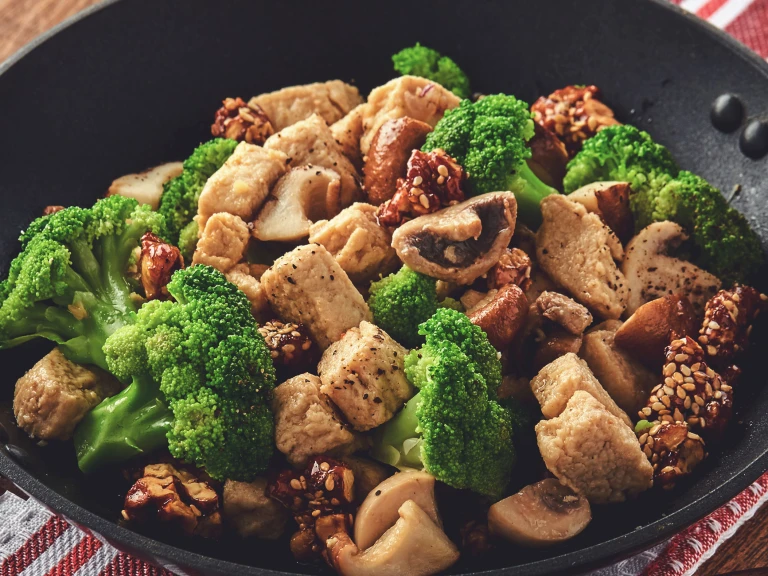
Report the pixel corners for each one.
[739,119,768,159]
[710,94,743,133]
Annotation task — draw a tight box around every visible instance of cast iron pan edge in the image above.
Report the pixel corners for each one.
[1,1,768,575]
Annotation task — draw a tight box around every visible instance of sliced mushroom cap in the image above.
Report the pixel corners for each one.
[252,166,341,242]
[354,471,440,550]
[326,500,460,576]
[392,192,517,285]
[107,161,183,210]
[622,222,721,315]
[488,478,591,547]
[568,181,634,243]
[363,117,433,206]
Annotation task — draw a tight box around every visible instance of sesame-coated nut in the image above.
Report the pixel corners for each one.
[637,421,706,490]
[211,97,275,145]
[257,320,316,369]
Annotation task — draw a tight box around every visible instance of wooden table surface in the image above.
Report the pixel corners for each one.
[1,0,768,574]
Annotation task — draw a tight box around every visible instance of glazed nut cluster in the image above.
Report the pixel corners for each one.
[698,285,767,366]
[268,457,355,562]
[637,421,706,490]
[376,149,466,227]
[531,85,619,155]
[487,248,533,291]
[139,232,184,300]
[258,320,315,368]
[211,97,275,145]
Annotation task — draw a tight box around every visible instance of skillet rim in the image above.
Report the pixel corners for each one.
[1,1,767,574]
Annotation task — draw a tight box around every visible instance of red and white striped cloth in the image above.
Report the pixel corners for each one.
[1,1,767,575]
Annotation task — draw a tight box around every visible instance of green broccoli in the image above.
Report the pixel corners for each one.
[563,124,679,228]
[74,265,276,480]
[653,171,763,285]
[392,43,471,99]
[157,138,238,244]
[0,195,165,370]
[422,94,557,226]
[372,309,513,498]
[177,220,199,263]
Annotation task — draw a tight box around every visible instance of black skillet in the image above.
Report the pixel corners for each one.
[1,0,767,574]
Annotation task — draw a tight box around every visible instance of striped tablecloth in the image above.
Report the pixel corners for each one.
[1,1,768,575]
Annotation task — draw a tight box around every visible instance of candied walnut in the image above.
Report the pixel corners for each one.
[269,457,355,562]
[488,248,533,291]
[376,149,466,227]
[638,336,732,440]
[460,519,494,557]
[257,320,316,369]
[531,85,619,155]
[699,285,767,367]
[211,97,274,145]
[43,205,65,215]
[139,232,184,300]
[122,463,221,538]
[637,421,706,490]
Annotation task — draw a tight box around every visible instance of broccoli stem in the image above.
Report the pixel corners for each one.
[373,394,423,468]
[510,162,557,228]
[74,372,172,473]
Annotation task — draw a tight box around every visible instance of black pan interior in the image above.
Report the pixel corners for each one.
[0,1,767,575]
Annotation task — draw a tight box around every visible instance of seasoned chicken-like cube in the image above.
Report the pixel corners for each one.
[223,478,290,539]
[309,203,398,283]
[14,348,122,441]
[192,212,251,271]
[318,322,414,431]
[330,104,365,169]
[536,391,653,503]
[248,80,363,131]
[530,352,632,427]
[264,114,360,207]
[272,374,358,466]
[360,76,461,155]
[224,264,269,318]
[536,195,628,319]
[260,244,371,349]
[536,291,593,335]
[196,142,289,229]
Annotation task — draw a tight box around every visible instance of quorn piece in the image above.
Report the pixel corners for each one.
[536,391,653,503]
[567,181,635,243]
[251,166,342,242]
[487,247,533,291]
[138,232,184,300]
[107,161,183,210]
[331,104,366,170]
[636,421,706,489]
[467,283,529,350]
[318,322,413,431]
[354,471,440,550]
[392,192,517,285]
[527,123,569,190]
[488,478,591,546]
[363,117,433,205]
[223,264,270,318]
[535,291,593,336]
[622,222,721,315]
[211,97,274,144]
[191,212,251,271]
[223,477,290,539]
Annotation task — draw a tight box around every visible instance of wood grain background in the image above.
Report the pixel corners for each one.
[0,0,767,574]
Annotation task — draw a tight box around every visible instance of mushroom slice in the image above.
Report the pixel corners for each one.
[392,192,517,285]
[354,471,440,550]
[527,123,568,190]
[326,500,460,576]
[107,161,183,210]
[252,166,341,242]
[488,478,591,547]
[568,181,634,243]
[622,222,721,315]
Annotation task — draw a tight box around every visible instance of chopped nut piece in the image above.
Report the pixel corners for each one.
[637,421,706,489]
[211,97,275,145]
[258,320,316,369]
[43,205,65,215]
[488,248,533,291]
[138,232,184,300]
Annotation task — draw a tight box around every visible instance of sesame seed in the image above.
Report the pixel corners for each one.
[675,353,689,363]
[312,509,321,517]
[677,387,687,399]
[663,363,676,376]
[665,377,677,388]
[707,345,718,356]
[687,432,701,441]
[708,320,721,330]
[694,395,705,406]
[644,445,653,457]
[650,424,661,436]
[639,433,649,444]
[691,363,701,372]
[412,176,423,186]
[642,407,652,416]
[692,403,700,415]
[674,408,684,422]
[419,194,430,209]
[325,477,335,491]
[320,462,330,471]
[721,383,732,392]
[290,479,302,490]
[684,397,692,410]
[673,372,684,383]
[681,365,691,376]
[714,390,722,399]
[662,414,674,422]
[661,396,671,408]
[647,437,655,449]
[663,386,675,396]
[652,402,665,412]
[437,164,449,177]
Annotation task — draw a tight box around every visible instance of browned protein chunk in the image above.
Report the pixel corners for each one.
[488,248,533,292]
[467,284,529,351]
[318,322,414,431]
[260,244,371,349]
[531,85,620,156]
[698,285,767,367]
[14,348,122,441]
[536,391,653,503]
[272,374,358,466]
[309,203,399,284]
[258,321,316,370]
[249,81,363,132]
[223,477,290,539]
[530,352,632,427]
[192,212,251,272]
[637,421,706,490]
[211,97,274,144]
[331,104,366,170]
[139,232,184,300]
[536,195,628,319]
[536,291,593,335]
[639,336,733,440]
[264,114,361,208]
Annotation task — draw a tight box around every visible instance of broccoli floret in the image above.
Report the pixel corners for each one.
[563,125,679,228]
[422,95,557,226]
[157,138,237,244]
[368,267,440,348]
[438,297,464,312]
[373,310,515,498]
[392,43,471,99]
[74,265,276,480]
[177,220,199,263]
[654,171,763,284]
[0,196,165,369]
